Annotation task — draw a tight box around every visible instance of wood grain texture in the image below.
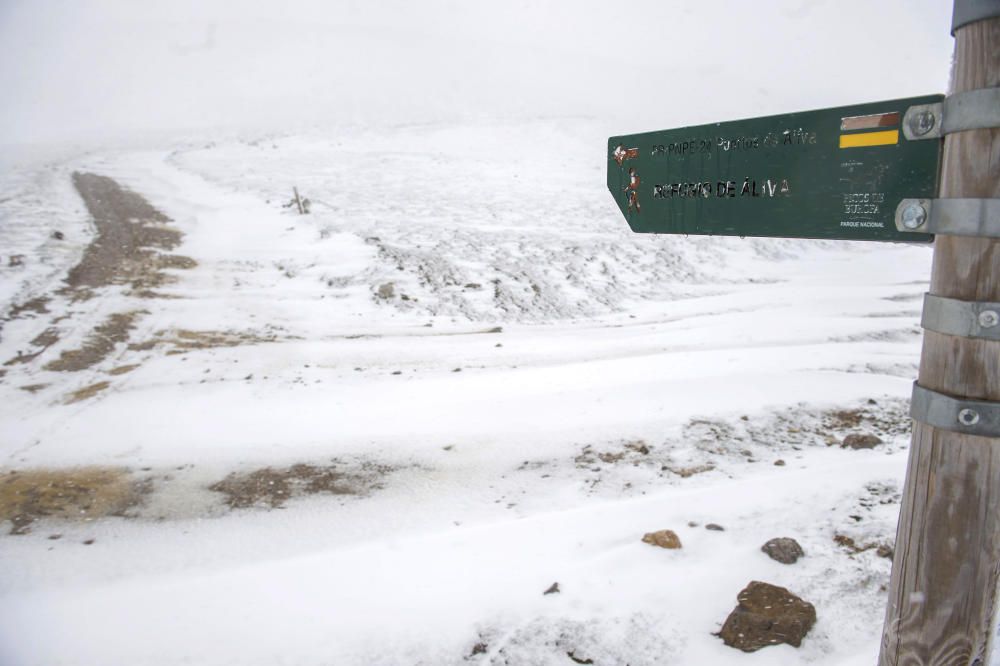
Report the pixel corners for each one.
[881,424,1000,665]
[879,16,1000,666]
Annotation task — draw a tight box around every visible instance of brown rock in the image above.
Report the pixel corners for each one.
[718,581,816,652]
[841,433,883,449]
[761,537,805,564]
[641,529,682,549]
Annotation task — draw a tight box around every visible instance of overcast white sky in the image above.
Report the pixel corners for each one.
[0,0,955,146]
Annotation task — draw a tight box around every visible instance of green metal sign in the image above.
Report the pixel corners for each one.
[608,95,942,242]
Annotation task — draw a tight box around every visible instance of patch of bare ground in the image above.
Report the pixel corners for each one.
[3,349,44,367]
[2,174,193,378]
[834,533,894,559]
[107,364,140,376]
[19,383,48,393]
[6,296,50,319]
[2,328,61,367]
[0,467,150,535]
[516,398,911,496]
[679,400,909,457]
[129,328,282,355]
[573,440,655,467]
[209,462,392,509]
[664,463,716,478]
[571,438,718,482]
[819,402,910,441]
[66,173,196,297]
[30,328,60,347]
[43,311,144,372]
[825,408,865,429]
[65,381,111,404]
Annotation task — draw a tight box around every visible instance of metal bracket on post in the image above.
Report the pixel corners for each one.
[921,293,1000,339]
[895,198,1000,236]
[911,383,1000,438]
[952,0,1000,34]
[902,87,1000,140]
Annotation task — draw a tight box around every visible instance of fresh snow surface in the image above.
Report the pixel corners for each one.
[0,119,933,665]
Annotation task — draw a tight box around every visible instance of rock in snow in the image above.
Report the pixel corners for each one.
[641,529,682,549]
[718,581,816,652]
[841,433,883,449]
[761,537,805,564]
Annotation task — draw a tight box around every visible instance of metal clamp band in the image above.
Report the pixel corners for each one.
[921,293,1000,340]
[895,198,1000,237]
[903,87,1000,140]
[953,0,1000,34]
[911,383,1000,438]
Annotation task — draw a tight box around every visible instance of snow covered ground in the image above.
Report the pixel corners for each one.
[0,118,933,665]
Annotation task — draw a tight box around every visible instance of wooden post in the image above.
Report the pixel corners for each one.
[878,13,1000,666]
[293,186,304,215]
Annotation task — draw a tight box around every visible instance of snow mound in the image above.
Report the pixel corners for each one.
[164,120,852,323]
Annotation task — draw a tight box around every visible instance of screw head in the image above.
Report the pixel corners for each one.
[958,408,980,427]
[901,202,927,230]
[978,310,999,328]
[909,110,937,137]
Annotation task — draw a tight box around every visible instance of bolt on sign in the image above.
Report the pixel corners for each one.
[608,95,942,241]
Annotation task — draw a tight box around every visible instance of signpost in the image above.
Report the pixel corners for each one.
[609,3,999,663]
[878,11,1000,666]
[608,96,942,242]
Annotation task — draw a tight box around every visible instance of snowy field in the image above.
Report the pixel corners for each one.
[0,118,933,665]
[0,0,962,664]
